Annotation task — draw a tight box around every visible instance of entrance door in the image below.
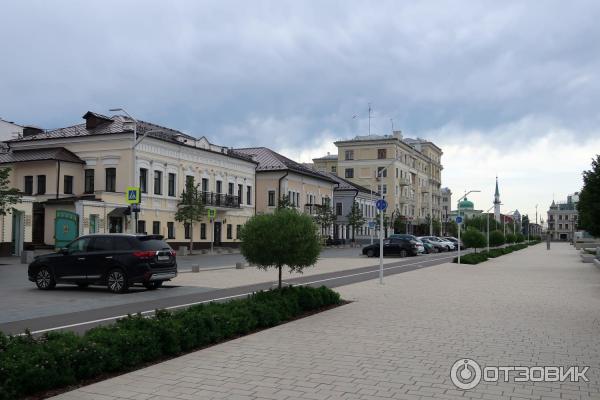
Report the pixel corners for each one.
[54,210,79,249]
[109,217,123,233]
[213,222,222,246]
[32,203,45,244]
[11,211,24,256]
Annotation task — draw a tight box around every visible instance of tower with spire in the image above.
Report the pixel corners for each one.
[494,176,501,222]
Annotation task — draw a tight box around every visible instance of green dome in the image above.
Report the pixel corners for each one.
[458,198,474,209]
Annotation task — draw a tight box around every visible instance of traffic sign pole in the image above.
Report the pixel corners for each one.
[376,199,387,285]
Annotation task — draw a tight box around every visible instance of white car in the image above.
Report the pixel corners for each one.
[424,236,455,251]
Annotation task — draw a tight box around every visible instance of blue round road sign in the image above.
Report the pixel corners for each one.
[455,216,463,224]
[376,199,388,211]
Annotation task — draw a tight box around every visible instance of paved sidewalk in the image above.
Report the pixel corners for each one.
[53,243,600,399]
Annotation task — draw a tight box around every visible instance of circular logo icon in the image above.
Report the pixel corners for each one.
[450,358,482,390]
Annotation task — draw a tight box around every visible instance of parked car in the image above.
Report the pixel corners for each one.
[28,234,177,293]
[421,236,455,251]
[389,234,425,254]
[362,237,419,257]
[443,236,463,248]
[418,237,444,253]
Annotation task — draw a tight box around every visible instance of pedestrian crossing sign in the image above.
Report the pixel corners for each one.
[126,186,141,204]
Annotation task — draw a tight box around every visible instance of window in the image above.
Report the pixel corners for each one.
[105,168,116,192]
[140,168,148,193]
[168,173,176,197]
[167,222,175,239]
[154,171,162,195]
[202,178,209,192]
[378,149,387,159]
[336,202,343,216]
[296,192,300,206]
[238,184,243,204]
[201,223,206,239]
[268,190,276,206]
[37,175,46,194]
[137,220,146,234]
[84,169,94,193]
[184,223,191,239]
[24,176,33,195]
[565,224,569,230]
[345,168,354,178]
[216,180,222,194]
[227,224,232,239]
[236,225,241,239]
[345,150,354,160]
[89,237,112,252]
[246,185,252,205]
[228,182,234,196]
[64,175,73,195]
[66,237,91,254]
[331,166,337,173]
[377,167,387,178]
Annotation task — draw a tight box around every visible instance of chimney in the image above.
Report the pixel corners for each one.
[393,130,403,139]
[83,111,113,130]
[22,126,44,137]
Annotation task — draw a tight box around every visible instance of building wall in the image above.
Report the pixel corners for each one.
[313,158,338,175]
[0,120,23,142]
[0,197,34,256]
[332,190,377,241]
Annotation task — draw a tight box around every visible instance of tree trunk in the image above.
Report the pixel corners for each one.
[189,222,194,255]
[278,265,282,290]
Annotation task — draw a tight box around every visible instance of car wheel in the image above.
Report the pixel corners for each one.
[143,281,163,290]
[35,267,56,290]
[400,249,407,258]
[366,249,375,257]
[77,283,89,289]
[107,269,129,294]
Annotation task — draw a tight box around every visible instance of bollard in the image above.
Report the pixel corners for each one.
[235,262,244,269]
[191,265,200,273]
[20,250,35,264]
[546,235,551,250]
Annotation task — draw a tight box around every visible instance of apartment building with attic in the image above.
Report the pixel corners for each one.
[0,111,256,255]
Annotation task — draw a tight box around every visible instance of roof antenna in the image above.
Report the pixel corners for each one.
[390,118,394,133]
[368,103,372,136]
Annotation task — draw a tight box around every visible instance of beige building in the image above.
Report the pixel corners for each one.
[314,131,443,234]
[0,111,257,254]
[547,193,579,241]
[235,147,336,217]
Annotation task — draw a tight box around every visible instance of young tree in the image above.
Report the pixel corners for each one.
[240,208,321,289]
[346,201,366,243]
[174,177,205,254]
[578,155,600,237]
[277,194,294,210]
[462,227,486,253]
[314,202,336,236]
[505,233,517,243]
[446,220,458,237]
[0,167,21,215]
[489,230,505,247]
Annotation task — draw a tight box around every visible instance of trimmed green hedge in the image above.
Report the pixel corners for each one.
[0,286,341,400]
[452,241,541,265]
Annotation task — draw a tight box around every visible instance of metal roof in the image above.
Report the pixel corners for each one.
[0,147,84,164]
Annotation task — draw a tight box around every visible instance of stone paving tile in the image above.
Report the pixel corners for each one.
[52,243,600,399]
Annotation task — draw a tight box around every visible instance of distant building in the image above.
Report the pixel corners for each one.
[314,131,444,234]
[441,187,452,222]
[449,196,483,220]
[0,118,23,141]
[547,193,579,241]
[494,176,501,222]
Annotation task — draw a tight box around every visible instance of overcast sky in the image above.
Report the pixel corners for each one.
[2,1,599,222]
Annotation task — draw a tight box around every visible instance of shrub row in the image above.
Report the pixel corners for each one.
[453,241,541,265]
[0,285,341,400]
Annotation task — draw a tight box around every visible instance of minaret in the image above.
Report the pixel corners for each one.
[494,176,501,222]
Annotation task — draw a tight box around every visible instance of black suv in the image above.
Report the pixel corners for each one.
[28,234,177,293]
[361,237,419,257]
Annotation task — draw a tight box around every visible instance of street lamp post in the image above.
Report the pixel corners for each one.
[485,203,502,252]
[376,162,394,285]
[456,190,481,265]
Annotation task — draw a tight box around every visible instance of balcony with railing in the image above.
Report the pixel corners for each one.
[304,203,326,215]
[201,192,241,208]
[398,177,411,186]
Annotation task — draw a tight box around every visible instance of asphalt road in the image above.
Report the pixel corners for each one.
[0,250,469,336]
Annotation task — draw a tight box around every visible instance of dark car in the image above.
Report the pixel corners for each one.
[362,238,419,257]
[28,234,177,293]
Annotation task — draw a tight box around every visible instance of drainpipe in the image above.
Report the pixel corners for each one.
[277,171,289,207]
[56,160,61,199]
[351,189,358,244]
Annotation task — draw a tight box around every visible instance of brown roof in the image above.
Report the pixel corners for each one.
[0,147,84,164]
[234,147,337,183]
[318,171,378,195]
